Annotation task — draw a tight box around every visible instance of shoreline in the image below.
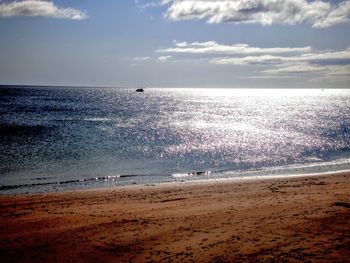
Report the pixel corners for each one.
[2,168,350,197]
[1,170,350,261]
[75,168,350,196]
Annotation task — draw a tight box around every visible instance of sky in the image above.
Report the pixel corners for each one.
[0,0,349,88]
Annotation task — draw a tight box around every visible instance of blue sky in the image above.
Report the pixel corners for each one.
[0,0,349,88]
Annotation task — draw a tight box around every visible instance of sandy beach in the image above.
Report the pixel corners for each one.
[1,172,350,262]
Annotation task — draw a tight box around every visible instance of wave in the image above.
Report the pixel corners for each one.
[2,157,350,192]
[2,157,350,194]
[172,171,211,178]
[83,117,111,122]
[0,174,138,191]
[172,157,350,181]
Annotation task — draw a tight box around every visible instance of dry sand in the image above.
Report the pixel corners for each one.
[1,172,350,262]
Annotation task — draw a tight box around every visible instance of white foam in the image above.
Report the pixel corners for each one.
[84,117,111,122]
[172,171,211,178]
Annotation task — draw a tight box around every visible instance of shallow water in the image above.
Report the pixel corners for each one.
[1,86,350,194]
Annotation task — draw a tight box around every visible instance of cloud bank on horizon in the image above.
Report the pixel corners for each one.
[0,0,87,20]
[144,0,350,28]
[155,40,350,83]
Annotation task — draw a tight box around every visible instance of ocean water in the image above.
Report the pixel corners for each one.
[1,86,350,194]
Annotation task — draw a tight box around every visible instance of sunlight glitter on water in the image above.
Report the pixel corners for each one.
[1,87,350,193]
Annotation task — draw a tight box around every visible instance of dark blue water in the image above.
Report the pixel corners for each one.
[1,86,350,194]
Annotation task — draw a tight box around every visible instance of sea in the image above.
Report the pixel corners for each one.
[1,86,350,194]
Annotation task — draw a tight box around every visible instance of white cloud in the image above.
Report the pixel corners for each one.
[309,65,350,82]
[158,55,172,62]
[135,0,172,8]
[243,75,298,79]
[0,0,87,20]
[245,58,350,82]
[261,64,327,74]
[211,54,287,65]
[158,40,350,82]
[154,0,350,28]
[210,48,350,65]
[312,1,350,28]
[158,41,312,55]
[133,56,151,61]
[246,63,350,82]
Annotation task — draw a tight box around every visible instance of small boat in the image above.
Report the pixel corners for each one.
[136,88,144,92]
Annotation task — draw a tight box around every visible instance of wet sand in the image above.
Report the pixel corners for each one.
[1,172,350,262]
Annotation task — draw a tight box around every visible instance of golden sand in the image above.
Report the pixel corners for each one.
[1,172,350,262]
